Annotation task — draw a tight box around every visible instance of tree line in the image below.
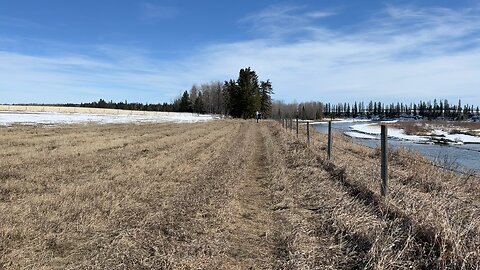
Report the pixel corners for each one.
[61,67,273,119]
[175,67,273,118]
[272,99,480,120]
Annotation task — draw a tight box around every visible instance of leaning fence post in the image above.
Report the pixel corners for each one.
[296,118,299,138]
[282,118,284,128]
[285,119,287,131]
[307,122,310,144]
[328,120,332,160]
[381,125,388,197]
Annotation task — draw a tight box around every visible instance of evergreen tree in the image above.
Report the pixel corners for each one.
[193,92,204,114]
[237,67,260,119]
[444,99,450,118]
[457,99,462,118]
[179,91,192,112]
[223,80,242,117]
[259,80,273,118]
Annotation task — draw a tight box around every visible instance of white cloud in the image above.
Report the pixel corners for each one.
[305,11,336,18]
[0,50,185,103]
[201,5,480,104]
[1,5,480,105]
[238,4,336,37]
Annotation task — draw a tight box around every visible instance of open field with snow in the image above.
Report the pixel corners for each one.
[0,106,214,125]
[1,120,479,268]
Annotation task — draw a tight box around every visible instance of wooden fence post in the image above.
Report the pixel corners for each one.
[381,125,388,197]
[307,122,310,145]
[296,118,299,138]
[328,120,332,160]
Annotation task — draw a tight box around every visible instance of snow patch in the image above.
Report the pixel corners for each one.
[431,130,480,144]
[349,123,480,144]
[0,111,215,126]
[344,131,378,140]
[349,123,428,142]
[311,119,371,125]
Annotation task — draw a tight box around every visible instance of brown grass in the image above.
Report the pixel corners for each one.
[1,120,479,269]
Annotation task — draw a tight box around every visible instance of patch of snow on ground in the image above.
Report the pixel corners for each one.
[344,131,378,139]
[350,123,428,142]
[0,111,215,126]
[350,124,480,144]
[432,130,480,144]
[311,119,371,125]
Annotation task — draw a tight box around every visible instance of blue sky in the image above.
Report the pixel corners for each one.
[1,0,480,105]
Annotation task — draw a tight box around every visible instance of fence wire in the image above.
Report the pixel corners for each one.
[327,125,479,176]
[277,118,480,210]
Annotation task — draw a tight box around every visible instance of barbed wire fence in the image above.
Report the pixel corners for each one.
[277,118,479,198]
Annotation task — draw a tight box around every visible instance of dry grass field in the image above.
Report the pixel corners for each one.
[1,120,479,269]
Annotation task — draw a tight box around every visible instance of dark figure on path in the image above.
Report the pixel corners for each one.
[256,111,261,123]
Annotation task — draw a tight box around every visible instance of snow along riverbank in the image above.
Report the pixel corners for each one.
[347,123,480,144]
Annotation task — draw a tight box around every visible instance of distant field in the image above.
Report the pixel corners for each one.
[0,105,162,115]
[0,105,213,125]
[0,120,479,269]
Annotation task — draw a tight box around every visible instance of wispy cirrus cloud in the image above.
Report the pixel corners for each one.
[0,48,187,103]
[305,11,337,18]
[1,5,480,105]
[139,2,176,22]
[238,4,336,37]
[225,5,480,103]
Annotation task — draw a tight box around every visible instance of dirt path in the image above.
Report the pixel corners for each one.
[223,125,277,269]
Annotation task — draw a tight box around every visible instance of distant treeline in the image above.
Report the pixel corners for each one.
[272,99,480,120]
[33,67,273,119]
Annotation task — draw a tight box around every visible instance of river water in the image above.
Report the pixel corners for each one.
[313,121,480,173]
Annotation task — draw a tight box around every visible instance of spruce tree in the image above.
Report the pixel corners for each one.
[179,91,192,112]
[237,67,260,119]
[260,80,273,118]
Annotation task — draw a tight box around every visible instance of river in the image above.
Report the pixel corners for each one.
[313,121,480,173]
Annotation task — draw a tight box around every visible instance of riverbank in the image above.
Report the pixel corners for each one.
[346,120,480,145]
[312,120,480,172]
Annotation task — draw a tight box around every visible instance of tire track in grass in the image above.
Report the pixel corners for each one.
[149,121,252,269]
[223,124,277,269]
